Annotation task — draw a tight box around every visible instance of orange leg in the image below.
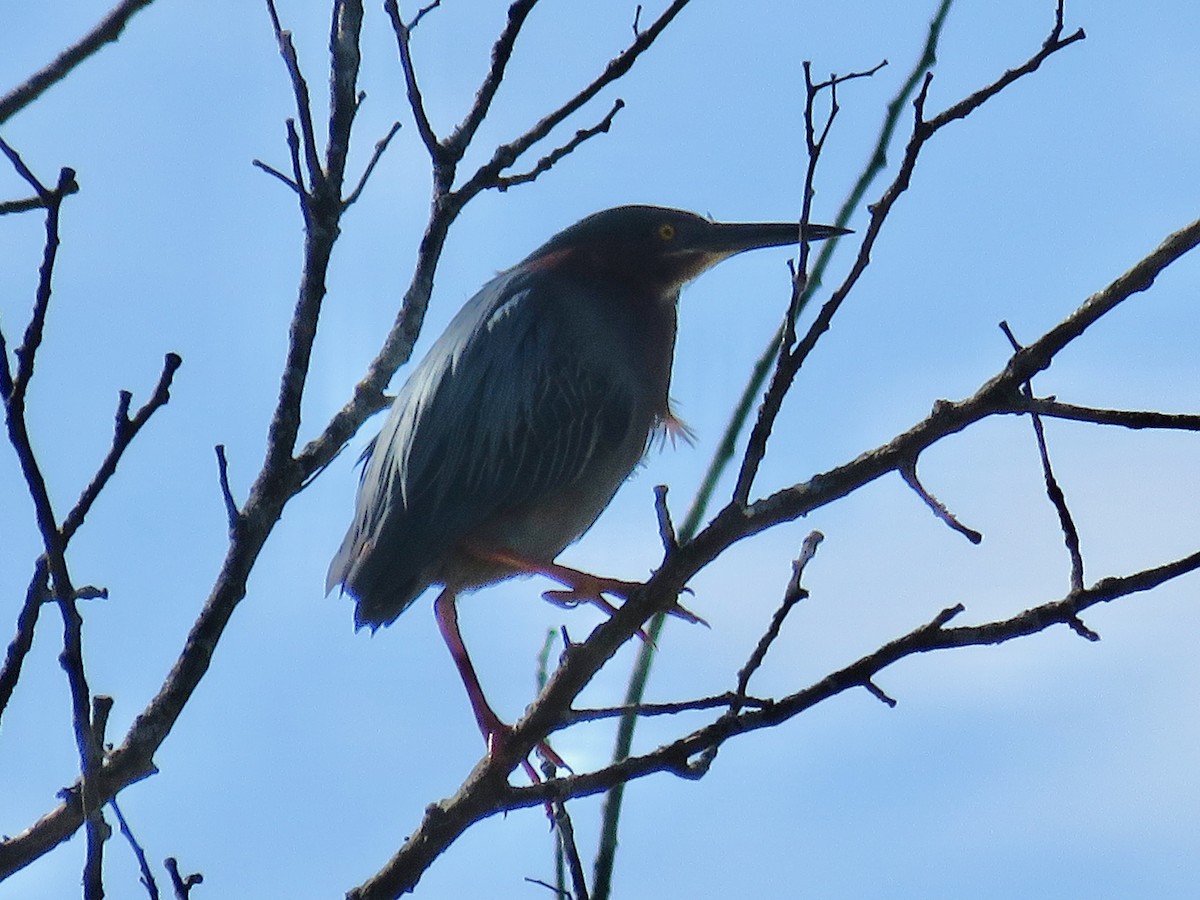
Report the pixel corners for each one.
[479,549,707,627]
[433,589,566,782]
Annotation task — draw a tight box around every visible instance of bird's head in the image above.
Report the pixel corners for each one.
[518,205,849,293]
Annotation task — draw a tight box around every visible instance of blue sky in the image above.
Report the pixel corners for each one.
[2,2,1199,897]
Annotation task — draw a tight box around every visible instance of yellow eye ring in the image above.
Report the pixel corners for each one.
[657,223,676,241]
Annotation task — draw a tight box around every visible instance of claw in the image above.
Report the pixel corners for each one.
[475,547,705,640]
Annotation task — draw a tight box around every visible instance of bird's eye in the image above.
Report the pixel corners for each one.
[657,223,676,241]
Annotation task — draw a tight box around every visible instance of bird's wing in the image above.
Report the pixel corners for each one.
[328,269,641,626]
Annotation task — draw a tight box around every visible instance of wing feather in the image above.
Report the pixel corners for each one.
[327,268,643,626]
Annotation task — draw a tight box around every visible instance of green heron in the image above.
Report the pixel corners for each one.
[327,205,846,773]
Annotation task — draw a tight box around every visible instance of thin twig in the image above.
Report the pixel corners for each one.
[251,159,301,193]
[925,0,1083,134]
[63,353,183,544]
[165,857,203,899]
[408,0,442,32]
[525,877,571,898]
[730,65,868,507]
[110,798,160,900]
[863,678,897,707]
[1,353,178,730]
[0,180,81,215]
[562,692,771,727]
[344,121,403,207]
[441,0,540,162]
[383,0,444,166]
[501,543,1200,809]
[495,99,625,191]
[0,149,103,850]
[679,5,937,537]
[653,485,678,554]
[899,462,983,544]
[733,532,823,706]
[1009,397,1200,431]
[284,119,307,212]
[215,445,241,530]
[264,0,324,192]
[731,12,1083,509]
[325,0,365,204]
[454,0,694,199]
[552,799,589,900]
[0,563,50,723]
[1000,321,1084,591]
[0,0,160,126]
[0,324,11,403]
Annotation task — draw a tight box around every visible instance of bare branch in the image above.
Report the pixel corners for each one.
[215,445,241,530]
[455,0,694,199]
[251,158,301,193]
[57,593,105,900]
[1066,615,1101,642]
[501,541,1200,809]
[1,351,177,735]
[0,181,81,215]
[732,10,1083,507]
[562,692,771,727]
[1008,398,1200,431]
[899,462,983,544]
[1000,321,1084,591]
[0,141,76,406]
[442,0,540,162]
[408,0,442,32]
[165,857,203,899]
[284,120,306,204]
[110,798,160,900]
[745,240,1200,544]
[525,877,571,898]
[678,2,948,541]
[0,563,50,723]
[344,121,403,207]
[0,320,11,402]
[383,0,445,166]
[925,3,1084,133]
[733,532,823,705]
[732,63,884,507]
[0,0,160,126]
[653,484,678,554]
[0,4,371,879]
[551,798,589,900]
[495,99,625,191]
[326,0,365,199]
[81,802,108,900]
[264,0,324,192]
[63,353,183,544]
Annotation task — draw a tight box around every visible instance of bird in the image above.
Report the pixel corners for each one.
[327,204,847,773]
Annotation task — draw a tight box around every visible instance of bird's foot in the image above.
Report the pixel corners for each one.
[483,719,569,823]
[479,708,570,783]
[539,569,640,611]
[540,563,708,634]
[473,548,706,633]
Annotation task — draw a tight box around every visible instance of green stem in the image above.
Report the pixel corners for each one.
[589,4,954,897]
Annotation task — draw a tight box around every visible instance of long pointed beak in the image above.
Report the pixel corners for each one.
[669,219,851,285]
[704,220,852,255]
